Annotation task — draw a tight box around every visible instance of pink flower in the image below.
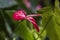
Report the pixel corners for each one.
[13,10,41,32]
[23,0,31,9]
[23,0,41,10]
[35,5,41,10]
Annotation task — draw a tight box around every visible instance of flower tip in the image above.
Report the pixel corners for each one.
[35,26,40,32]
[37,28,40,32]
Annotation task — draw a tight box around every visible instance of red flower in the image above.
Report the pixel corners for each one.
[13,10,41,32]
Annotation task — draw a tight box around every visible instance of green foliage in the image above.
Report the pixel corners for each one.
[0,32,5,40]
[14,20,34,40]
[38,0,60,40]
[1,0,60,40]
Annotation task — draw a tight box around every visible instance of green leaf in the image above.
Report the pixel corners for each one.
[0,32,5,40]
[0,10,15,40]
[0,10,13,35]
[0,0,17,8]
[4,10,17,31]
[0,12,5,31]
[37,7,51,14]
[44,14,60,40]
[14,20,34,40]
[55,0,60,16]
[38,0,60,39]
[43,2,60,40]
[43,0,51,6]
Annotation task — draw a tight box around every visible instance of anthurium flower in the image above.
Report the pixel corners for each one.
[13,10,41,32]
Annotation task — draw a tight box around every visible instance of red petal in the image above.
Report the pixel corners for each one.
[13,10,26,21]
[13,13,21,21]
[26,16,39,32]
[14,10,26,17]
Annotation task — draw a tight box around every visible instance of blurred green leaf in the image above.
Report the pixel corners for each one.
[37,0,60,40]
[37,7,51,14]
[0,10,14,40]
[0,12,5,31]
[43,0,51,6]
[0,32,5,40]
[4,10,17,31]
[14,20,34,40]
[0,0,17,8]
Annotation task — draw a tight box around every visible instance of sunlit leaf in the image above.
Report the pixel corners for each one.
[14,20,34,40]
[37,0,60,40]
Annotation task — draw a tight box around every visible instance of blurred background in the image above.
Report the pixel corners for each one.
[0,0,60,40]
